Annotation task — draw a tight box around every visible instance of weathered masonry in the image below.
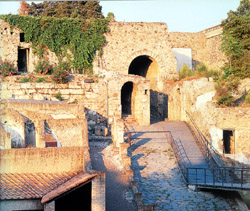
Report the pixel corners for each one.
[2,19,249,165]
[0,19,226,125]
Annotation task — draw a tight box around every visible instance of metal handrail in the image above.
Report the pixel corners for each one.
[184,110,250,187]
[185,111,222,169]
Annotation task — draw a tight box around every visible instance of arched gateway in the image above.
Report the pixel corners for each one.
[128,55,167,123]
[128,55,159,89]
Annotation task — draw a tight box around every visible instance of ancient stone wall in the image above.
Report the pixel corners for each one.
[0,123,11,149]
[168,32,206,68]
[0,147,86,173]
[1,72,150,127]
[0,108,26,148]
[94,22,178,84]
[168,25,227,70]
[167,78,250,164]
[1,19,226,78]
[47,118,88,147]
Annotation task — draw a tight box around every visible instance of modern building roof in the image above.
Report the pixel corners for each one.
[0,172,78,200]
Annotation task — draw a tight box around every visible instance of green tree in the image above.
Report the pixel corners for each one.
[28,1,103,19]
[107,12,115,22]
[221,0,250,78]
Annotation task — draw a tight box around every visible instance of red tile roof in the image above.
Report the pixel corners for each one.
[41,172,97,203]
[0,172,78,200]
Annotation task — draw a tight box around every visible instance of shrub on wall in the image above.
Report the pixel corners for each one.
[245,91,250,104]
[179,63,219,80]
[216,93,235,106]
[0,58,18,77]
[34,61,53,75]
[51,66,69,84]
[214,75,240,106]
[179,64,193,80]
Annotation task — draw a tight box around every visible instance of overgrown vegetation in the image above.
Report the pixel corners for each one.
[0,58,18,77]
[34,61,53,75]
[51,68,69,84]
[178,0,250,107]
[221,0,250,79]
[34,77,47,83]
[179,63,219,80]
[0,14,109,74]
[27,1,103,19]
[19,76,32,83]
[244,91,250,104]
[54,92,63,101]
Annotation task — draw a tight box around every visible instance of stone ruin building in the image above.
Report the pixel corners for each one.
[0,18,250,210]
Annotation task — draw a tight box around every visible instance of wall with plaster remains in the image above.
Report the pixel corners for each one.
[0,147,86,174]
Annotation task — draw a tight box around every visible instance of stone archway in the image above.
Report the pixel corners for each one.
[128,55,159,90]
[121,82,134,117]
[128,55,167,123]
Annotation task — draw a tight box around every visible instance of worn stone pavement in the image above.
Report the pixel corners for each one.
[89,141,136,211]
[128,121,240,211]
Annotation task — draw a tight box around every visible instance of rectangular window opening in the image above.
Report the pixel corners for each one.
[223,130,234,154]
[20,33,25,42]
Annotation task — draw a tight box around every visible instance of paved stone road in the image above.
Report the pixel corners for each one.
[128,121,239,211]
[89,141,136,211]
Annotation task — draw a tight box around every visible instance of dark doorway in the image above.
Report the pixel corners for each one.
[223,130,234,154]
[55,182,91,211]
[121,82,133,116]
[18,48,28,72]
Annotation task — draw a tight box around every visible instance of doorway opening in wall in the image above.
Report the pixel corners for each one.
[55,181,92,211]
[18,47,29,73]
[121,82,133,117]
[223,129,234,154]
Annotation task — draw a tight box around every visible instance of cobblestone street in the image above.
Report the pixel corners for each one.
[128,122,240,211]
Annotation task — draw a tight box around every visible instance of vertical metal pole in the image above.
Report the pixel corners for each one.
[204,169,206,184]
[196,168,197,184]
[241,169,243,188]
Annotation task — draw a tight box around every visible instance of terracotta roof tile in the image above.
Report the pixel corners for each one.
[0,172,78,200]
[41,172,97,203]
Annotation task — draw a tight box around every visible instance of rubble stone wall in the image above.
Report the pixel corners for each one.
[168,25,227,70]
[94,22,178,83]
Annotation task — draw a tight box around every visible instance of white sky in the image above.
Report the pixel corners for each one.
[0,0,240,32]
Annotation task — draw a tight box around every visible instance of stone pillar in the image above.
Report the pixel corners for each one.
[112,117,124,147]
[35,120,45,148]
[92,172,105,211]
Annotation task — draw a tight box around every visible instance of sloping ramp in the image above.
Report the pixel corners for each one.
[160,121,250,191]
[127,121,250,191]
